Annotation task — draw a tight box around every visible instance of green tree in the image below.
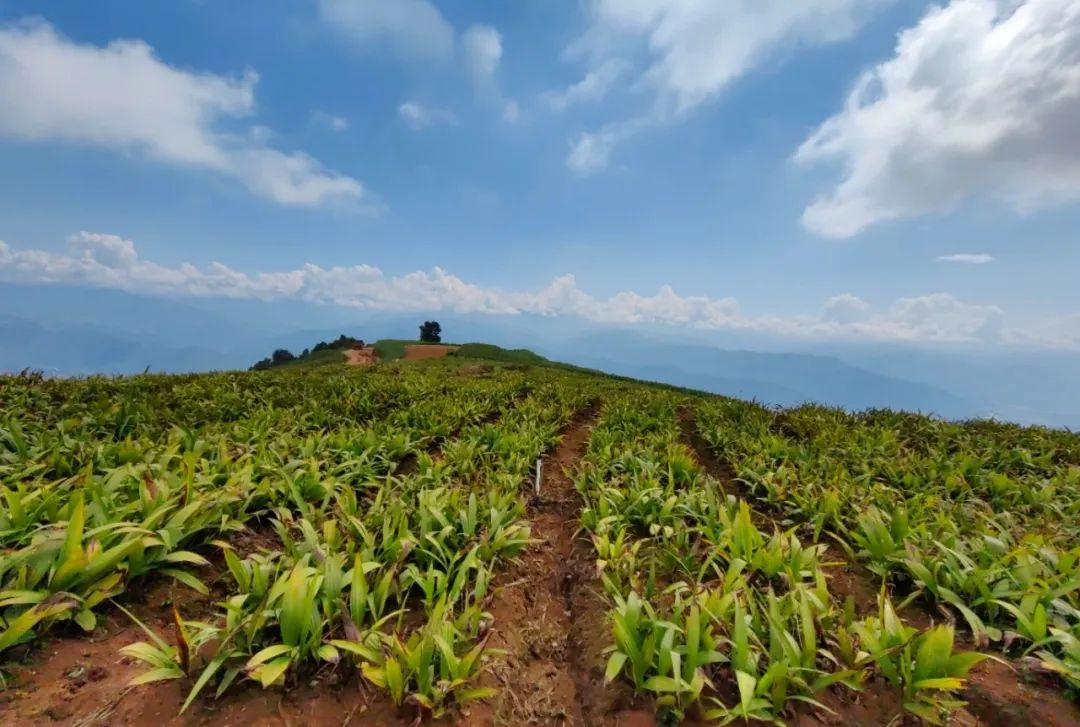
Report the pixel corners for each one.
[271,349,296,365]
[419,321,442,343]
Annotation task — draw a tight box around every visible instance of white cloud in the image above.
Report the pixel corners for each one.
[316,0,454,60]
[567,131,616,174]
[822,293,871,324]
[565,117,649,174]
[310,110,348,132]
[460,24,519,123]
[0,19,364,208]
[937,253,994,264]
[797,0,1080,238]
[1023,312,1080,349]
[398,101,456,130]
[581,0,884,113]
[502,100,520,124]
[887,293,1004,342]
[462,24,503,84]
[562,1,886,171]
[316,7,512,123]
[542,59,628,112]
[0,232,1063,348]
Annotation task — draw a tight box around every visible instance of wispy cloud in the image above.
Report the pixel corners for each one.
[0,232,1060,348]
[317,3,516,124]
[567,131,615,174]
[316,0,454,60]
[563,1,888,172]
[566,118,648,175]
[542,59,628,113]
[310,110,349,132]
[937,253,994,265]
[0,20,366,209]
[398,101,456,130]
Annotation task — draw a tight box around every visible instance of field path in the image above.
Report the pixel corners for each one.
[461,406,630,727]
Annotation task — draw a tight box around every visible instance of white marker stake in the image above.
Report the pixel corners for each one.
[535,458,543,497]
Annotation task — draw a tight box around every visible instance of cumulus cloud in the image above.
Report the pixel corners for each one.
[0,232,512,312]
[937,253,994,264]
[0,19,364,208]
[797,0,1080,238]
[0,232,1059,347]
[816,292,1004,341]
[316,0,455,60]
[562,0,886,170]
[885,293,1005,342]
[822,293,871,324]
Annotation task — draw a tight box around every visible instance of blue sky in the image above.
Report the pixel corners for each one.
[1,0,1078,349]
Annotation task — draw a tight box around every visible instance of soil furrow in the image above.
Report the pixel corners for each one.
[461,406,624,727]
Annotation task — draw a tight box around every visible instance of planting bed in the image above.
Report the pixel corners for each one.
[2,361,1079,725]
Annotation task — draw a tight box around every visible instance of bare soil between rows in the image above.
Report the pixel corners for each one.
[460,405,641,726]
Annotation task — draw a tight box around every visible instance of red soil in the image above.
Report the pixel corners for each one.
[403,345,459,361]
[344,346,378,366]
[461,406,627,727]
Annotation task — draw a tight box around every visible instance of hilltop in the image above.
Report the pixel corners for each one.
[249,335,562,371]
[247,334,715,397]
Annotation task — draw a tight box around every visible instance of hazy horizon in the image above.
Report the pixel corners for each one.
[2,0,1078,426]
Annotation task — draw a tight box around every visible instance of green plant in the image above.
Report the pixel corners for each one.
[333,599,497,716]
[854,594,988,724]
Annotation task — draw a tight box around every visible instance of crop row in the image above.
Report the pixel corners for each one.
[0,365,603,717]
[577,392,990,724]
[695,399,1080,698]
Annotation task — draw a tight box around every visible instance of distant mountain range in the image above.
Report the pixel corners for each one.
[1,283,1076,429]
[544,335,972,417]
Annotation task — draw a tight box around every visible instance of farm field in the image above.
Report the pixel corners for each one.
[1,356,1079,726]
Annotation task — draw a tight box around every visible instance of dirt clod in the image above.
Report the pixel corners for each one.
[43,702,74,721]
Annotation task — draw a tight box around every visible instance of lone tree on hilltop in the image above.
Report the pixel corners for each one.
[419,321,442,343]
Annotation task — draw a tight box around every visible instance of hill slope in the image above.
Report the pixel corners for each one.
[3,356,1079,726]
